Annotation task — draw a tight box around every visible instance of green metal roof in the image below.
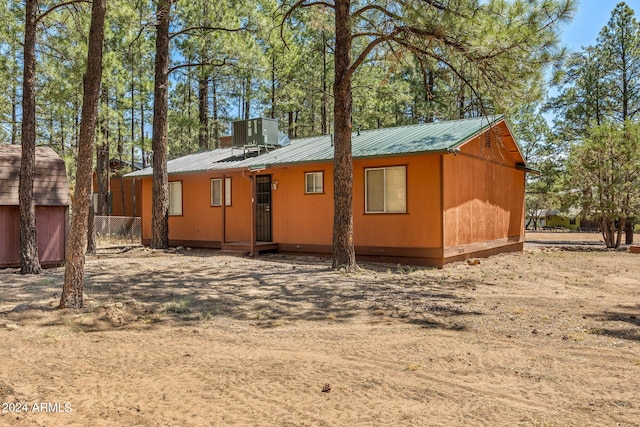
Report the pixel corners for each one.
[125,115,505,178]
[125,147,245,178]
[243,115,504,167]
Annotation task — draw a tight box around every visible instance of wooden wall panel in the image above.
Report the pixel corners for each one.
[0,207,20,266]
[109,177,142,217]
[0,206,67,268]
[36,206,67,265]
[443,131,525,249]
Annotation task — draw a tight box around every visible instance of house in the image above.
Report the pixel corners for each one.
[126,116,530,267]
[540,210,575,230]
[0,145,70,268]
[526,209,601,232]
[92,158,143,217]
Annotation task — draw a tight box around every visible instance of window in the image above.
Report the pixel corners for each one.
[211,177,232,206]
[305,171,323,194]
[365,166,406,213]
[169,181,182,216]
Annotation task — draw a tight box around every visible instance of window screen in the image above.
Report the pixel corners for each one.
[169,181,182,216]
[305,172,323,194]
[365,166,406,213]
[211,178,231,206]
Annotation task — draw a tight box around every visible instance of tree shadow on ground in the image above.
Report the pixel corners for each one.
[525,237,638,254]
[0,250,483,333]
[587,305,640,342]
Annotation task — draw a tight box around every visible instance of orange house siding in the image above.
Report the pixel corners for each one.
[142,172,254,246]
[224,174,253,243]
[443,129,525,261]
[353,155,442,249]
[140,155,449,264]
[271,164,334,247]
[269,156,443,260]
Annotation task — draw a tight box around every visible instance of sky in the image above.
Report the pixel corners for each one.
[561,0,640,51]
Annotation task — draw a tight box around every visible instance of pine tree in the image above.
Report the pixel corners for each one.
[18,0,41,274]
[60,0,107,308]
[150,0,172,249]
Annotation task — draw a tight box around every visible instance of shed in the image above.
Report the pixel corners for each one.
[0,145,70,268]
[126,116,529,267]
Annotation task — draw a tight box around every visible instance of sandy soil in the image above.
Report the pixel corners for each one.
[0,233,639,426]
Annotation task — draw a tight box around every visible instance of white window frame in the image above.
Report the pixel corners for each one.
[168,181,183,216]
[211,177,232,206]
[365,166,407,214]
[305,171,324,194]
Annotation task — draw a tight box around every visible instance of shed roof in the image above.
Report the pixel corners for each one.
[0,145,71,206]
[126,115,514,178]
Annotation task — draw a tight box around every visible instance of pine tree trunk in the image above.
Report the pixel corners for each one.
[150,0,171,249]
[271,52,276,119]
[87,199,97,255]
[198,75,209,150]
[140,92,146,168]
[426,70,435,122]
[19,0,41,275]
[130,57,136,175]
[96,87,110,215]
[331,0,357,271]
[212,78,219,148]
[116,93,126,215]
[187,65,193,152]
[74,96,80,148]
[321,31,328,135]
[244,76,251,120]
[60,0,106,309]
[288,111,294,139]
[11,80,17,145]
[615,218,625,249]
[625,220,634,244]
[600,218,610,248]
[600,218,617,248]
[61,118,65,152]
[310,93,315,135]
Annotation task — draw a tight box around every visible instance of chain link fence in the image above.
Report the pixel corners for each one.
[95,216,141,241]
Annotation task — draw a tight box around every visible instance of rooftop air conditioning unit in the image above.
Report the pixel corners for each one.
[232,118,279,147]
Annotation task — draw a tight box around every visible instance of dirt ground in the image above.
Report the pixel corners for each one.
[0,232,639,426]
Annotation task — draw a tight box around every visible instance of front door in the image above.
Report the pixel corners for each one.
[255,175,272,241]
